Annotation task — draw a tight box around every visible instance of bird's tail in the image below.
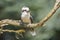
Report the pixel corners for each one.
[30,28,36,36]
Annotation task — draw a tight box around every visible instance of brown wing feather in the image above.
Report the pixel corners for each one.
[30,16,33,23]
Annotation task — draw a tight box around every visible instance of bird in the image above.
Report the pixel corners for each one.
[21,6,36,36]
[21,6,33,24]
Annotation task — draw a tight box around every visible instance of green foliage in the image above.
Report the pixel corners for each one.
[0,0,60,40]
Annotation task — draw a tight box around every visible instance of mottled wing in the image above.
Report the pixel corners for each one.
[30,16,33,23]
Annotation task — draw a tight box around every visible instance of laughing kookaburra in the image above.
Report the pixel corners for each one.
[21,6,36,36]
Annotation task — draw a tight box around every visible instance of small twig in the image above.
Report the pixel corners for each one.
[0,29,25,33]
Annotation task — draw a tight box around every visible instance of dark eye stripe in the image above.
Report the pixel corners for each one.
[22,10,29,12]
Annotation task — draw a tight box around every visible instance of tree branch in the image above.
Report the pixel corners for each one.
[27,1,60,28]
[37,2,60,27]
[0,0,59,33]
[0,29,25,34]
[0,19,20,26]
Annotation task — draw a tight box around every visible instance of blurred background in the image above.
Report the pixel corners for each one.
[0,0,60,40]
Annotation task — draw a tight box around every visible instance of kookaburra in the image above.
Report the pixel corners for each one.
[21,6,36,36]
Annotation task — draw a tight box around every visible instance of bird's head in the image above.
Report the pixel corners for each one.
[21,6,31,17]
[21,6,30,13]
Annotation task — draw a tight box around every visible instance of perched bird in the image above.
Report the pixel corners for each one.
[21,6,33,24]
[21,6,36,36]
